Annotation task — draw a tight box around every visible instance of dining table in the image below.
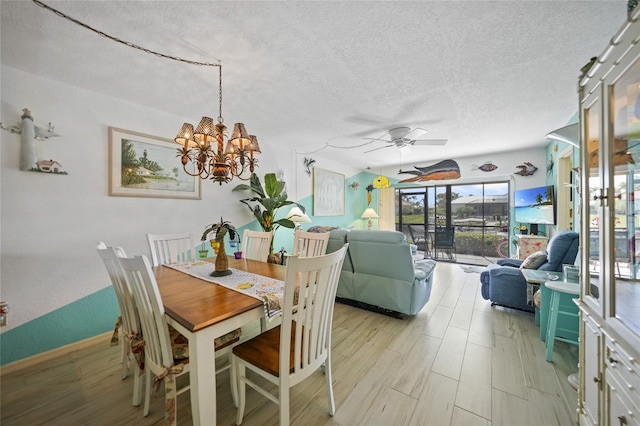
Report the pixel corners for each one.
[153,256,286,426]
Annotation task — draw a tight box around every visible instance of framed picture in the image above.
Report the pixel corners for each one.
[313,168,345,216]
[109,127,201,199]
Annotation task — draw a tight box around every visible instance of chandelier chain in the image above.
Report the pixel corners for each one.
[32,0,220,68]
[296,139,377,155]
[218,67,223,123]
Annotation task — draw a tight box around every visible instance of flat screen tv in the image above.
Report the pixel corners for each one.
[514,185,556,225]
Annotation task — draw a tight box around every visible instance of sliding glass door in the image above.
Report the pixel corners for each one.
[396,181,510,265]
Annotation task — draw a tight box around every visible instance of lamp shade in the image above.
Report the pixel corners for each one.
[360,208,379,219]
[230,123,251,148]
[174,123,198,147]
[247,135,262,153]
[286,206,311,223]
[194,117,216,139]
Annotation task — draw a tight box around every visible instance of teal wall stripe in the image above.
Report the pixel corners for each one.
[0,286,118,366]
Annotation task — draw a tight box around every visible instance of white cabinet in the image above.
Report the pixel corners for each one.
[580,312,601,425]
[577,7,640,426]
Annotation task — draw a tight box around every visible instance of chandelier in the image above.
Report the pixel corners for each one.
[174,66,260,184]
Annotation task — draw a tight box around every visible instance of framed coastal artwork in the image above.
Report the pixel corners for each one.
[109,127,201,199]
[313,168,345,216]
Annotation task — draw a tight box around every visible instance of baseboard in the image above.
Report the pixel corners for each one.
[0,331,112,376]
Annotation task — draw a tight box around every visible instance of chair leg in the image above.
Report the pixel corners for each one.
[236,361,247,425]
[132,361,143,407]
[143,368,152,416]
[229,352,238,408]
[164,375,178,426]
[545,292,561,362]
[121,341,129,380]
[279,385,290,426]
[325,355,336,416]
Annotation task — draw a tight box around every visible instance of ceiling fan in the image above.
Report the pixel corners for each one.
[363,127,447,153]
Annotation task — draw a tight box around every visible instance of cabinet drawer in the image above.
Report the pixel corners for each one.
[606,370,640,426]
[606,337,640,407]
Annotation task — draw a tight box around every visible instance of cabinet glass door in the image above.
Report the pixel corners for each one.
[610,56,640,337]
[586,96,603,308]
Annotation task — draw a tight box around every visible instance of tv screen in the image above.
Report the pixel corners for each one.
[514,185,556,225]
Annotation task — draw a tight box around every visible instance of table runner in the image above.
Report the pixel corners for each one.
[163,260,285,317]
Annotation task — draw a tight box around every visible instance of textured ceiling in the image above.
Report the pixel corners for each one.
[0,1,629,170]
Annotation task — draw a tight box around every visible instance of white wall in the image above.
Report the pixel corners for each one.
[0,64,550,346]
[0,66,291,332]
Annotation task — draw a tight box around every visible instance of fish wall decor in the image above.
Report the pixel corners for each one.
[514,162,538,176]
[471,162,498,172]
[398,159,461,183]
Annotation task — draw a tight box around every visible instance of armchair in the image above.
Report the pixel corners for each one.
[480,230,579,312]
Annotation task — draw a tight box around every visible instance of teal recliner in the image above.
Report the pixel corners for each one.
[327,229,436,315]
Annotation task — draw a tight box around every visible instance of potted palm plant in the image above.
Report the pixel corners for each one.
[233,173,305,263]
[201,217,237,276]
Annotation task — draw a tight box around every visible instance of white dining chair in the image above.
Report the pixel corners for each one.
[233,243,349,426]
[96,242,143,407]
[146,233,195,266]
[292,229,330,257]
[118,254,241,425]
[241,230,273,262]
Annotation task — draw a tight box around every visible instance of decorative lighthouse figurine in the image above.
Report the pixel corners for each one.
[1,108,62,173]
[19,108,37,171]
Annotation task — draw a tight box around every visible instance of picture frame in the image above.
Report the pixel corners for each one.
[313,168,345,216]
[109,127,201,199]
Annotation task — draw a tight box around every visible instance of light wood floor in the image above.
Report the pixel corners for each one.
[1,262,578,425]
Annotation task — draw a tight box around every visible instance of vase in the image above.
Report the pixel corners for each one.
[211,241,232,277]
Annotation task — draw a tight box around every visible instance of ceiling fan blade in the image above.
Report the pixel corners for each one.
[404,127,429,140]
[364,145,394,154]
[412,139,448,146]
[362,136,391,142]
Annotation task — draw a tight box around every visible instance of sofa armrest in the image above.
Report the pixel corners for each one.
[497,258,523,268]
[413,259,436,278]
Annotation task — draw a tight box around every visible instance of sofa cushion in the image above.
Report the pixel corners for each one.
[539,230,580,271]
[519,250,548,269]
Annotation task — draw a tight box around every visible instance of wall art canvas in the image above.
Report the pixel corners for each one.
[313,168,345,216]
[109,127,201,199]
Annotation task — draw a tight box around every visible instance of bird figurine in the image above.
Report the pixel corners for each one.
[303,157,316,175]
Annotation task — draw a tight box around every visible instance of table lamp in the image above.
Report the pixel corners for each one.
[361,208,379,230]
[285,206,311,230]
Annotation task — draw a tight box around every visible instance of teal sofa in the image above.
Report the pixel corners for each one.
[326,229,436,315]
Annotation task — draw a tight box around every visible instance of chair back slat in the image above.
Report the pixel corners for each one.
[146,233,194,266]
[280,243,348,378]
[292,230,330,257]
[242,230,273,262]
[96,242,140,337]
[118,255,174,369]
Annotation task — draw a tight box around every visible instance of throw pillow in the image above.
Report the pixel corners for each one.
[520,250,548,269]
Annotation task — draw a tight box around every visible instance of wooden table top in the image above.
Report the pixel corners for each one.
[153,257,286,332]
